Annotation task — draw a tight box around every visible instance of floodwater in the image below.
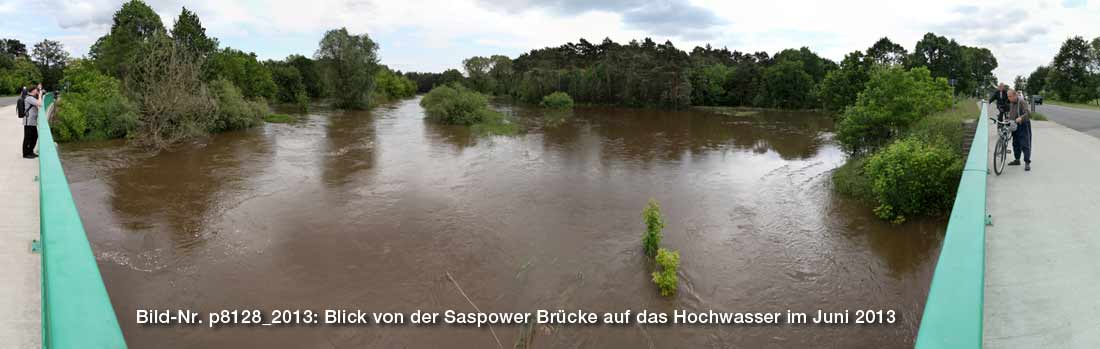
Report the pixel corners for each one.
[61,97,946,348]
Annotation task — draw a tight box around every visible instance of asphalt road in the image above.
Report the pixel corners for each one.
[0,96,18,107]
[1037,103,1100,139]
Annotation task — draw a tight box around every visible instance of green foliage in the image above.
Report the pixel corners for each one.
[266,61,309,109]
[1026,65,1050,95]
[651,248,680,297]
[1048,36,1099,103]
[539,91,574,109]
[204,48,277,100]
[420,83,492,125]
[31,39,69,90]
[208,78,267,132]
[53,60,138,141]
[0,57,41,95]
[264,113,296,123]
[907,33,997,97]
[836,67,954,153]
[89,0,166,78]
[125,35,216,147]
[818,51,872,112]
[1030,112,1048,121]
[865,137,963,223]
[832,156,874,202]
[287,54,324,98]
[373,66,417,102]
[316,27,379,109]
[866,37,908,66]
[688,64,733,106]
[641,199,665,258]
[171,7,218,58]
[762,60,815,109]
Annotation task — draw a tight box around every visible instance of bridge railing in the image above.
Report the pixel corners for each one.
[37,93,128,348]
[915,102,989,348]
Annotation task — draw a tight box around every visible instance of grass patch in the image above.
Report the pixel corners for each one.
[264,113,297,123]
[1030,112,1048,121]
[1046,99,1100,111]
[693,106,762,117]
[905,99,979,156]
[832,156,874,202]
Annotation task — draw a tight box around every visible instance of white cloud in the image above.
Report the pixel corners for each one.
[10,0,1100,82]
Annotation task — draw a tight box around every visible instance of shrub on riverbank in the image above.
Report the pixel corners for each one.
[836,67,953,154]
[540,92,574,109]
[422,84,517,135]
[126,36,216,147]
[52,60,137,142]
[865,137,963,223]
[651,248,680,296]
[209,78,267,132]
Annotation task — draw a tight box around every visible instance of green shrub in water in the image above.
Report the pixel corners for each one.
[651,248,680,297]
[641,199,664,258]
[53,59,138,142]
[421,83,491,125]
[209,78,268,132]
[540,91,574,109]
[865,137,963,223]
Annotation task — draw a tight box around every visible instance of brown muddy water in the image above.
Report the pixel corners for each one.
[60,97,945,348]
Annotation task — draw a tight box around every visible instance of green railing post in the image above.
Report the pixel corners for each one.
[38,93,128,348]
[915,102,989,348]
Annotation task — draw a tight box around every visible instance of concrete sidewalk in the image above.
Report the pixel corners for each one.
[984,118,1100,348]
[0,104,41,348]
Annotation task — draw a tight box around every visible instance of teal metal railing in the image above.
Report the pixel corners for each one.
[37,93,128,348]
[914,102,989,348]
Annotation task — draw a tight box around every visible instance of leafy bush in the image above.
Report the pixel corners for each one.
[204,48,277,100]
[209,78,267,132]
[836,67,954,154]
[651,248,680,297]
[125,36,216,147]
[0,58,42,95]
[53,59,138,141]
[865,137,963,223]
[641,199,665,258]
[267,62,308,110]
[421,83,492,125]
[540,91,574,109]
[374,67,416,102]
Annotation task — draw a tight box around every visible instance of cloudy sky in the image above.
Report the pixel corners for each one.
[1,0,1097,83]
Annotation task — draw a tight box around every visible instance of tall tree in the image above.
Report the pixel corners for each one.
[32,39,70,90]
[866,37,907,66]
[1026,65,1050,95]
[171,7,218,58]
[287,54,323,98]
[1048,36,1096,102]
[315,27,379,109]
[1013,75,1026,91]
[89,0,166,78]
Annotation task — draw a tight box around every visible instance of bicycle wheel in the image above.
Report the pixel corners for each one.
[994,137,1007,175]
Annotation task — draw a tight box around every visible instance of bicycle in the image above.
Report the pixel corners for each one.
[990,117,1014,175]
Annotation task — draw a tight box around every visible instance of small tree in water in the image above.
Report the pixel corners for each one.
[651,248,680,296]
[641,199,664,258]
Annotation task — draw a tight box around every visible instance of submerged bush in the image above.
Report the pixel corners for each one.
[540,91,574,109]
[209,78,267,132]
[421,83,492,125]
[651,248,680,297]
[264,113,296,123]
[126,36,216,147]
[865,137,963,223]
[641,199,664,258]
[53,59,137,142]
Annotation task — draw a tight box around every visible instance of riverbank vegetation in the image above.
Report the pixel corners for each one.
[404,33,995,114]
[30,0,418,147]
[1022,36,1100,106]
[540,92,574,109]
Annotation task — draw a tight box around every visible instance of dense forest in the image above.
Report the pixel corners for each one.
[404,33,997,113]
[1021,36,1100,105]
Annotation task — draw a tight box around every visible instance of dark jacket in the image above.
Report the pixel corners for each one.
[1008,99,1030,123]
[989,90,1009,109]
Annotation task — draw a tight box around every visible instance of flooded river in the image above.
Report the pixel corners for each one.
[61,97,945,347]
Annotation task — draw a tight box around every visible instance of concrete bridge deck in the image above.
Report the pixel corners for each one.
[0,103,42,347]
[984,106,1100,348]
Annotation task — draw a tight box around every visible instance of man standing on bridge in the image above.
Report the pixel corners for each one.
[989,83,1010,121]
[1007,90,1032,171]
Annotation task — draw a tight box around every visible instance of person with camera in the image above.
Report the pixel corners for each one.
[21,83,43,159]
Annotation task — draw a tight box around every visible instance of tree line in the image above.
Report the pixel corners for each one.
[5,0,418,147]
[415,33,996,112]
[1021,36,1100,105]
